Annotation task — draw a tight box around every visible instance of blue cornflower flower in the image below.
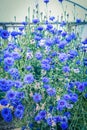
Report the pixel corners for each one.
[69,93,78,103]
[19,26,24,31]
[58,53,68,62]
[66,34,72,42]
[49,16,55,21]
[64,112,71,119]
[82,38,87,45]
[4,50,12,58]
[10,99,20,107]
[16,92,25,99]
[24,74,34,84]
[14,81,23,89]
[70,32,76,40]
[61,31,67,37]
[0,99,8,106]
[14,109,24,119]
[41,63,50,71]
[60,121,68,130]
[34,35,42,41]
[1,108,12,122]
[1,108,12,117]
[25,65,32,71]
[58,40,67,49]
[46,87,56,96]
[12,52,21,60]
[33,93,42,103]
[62,66,70,73]
[35,114,42,122]
[32,19,39,24]
[43,84,50,89]
[63,94,70,100]
[46,118,53,126]
[54,37,60,44]
[51,51,57,57]
[76,82,85,92]
[41,59,50,71]
[11,31,19,37]
[44,0,49,4]
[6,90,16,100]
[1,30,9,39]
[4,114,13,122]
[58,0,63,3]
[76,60,80,65]
[6,80,14,90]
[0,79,12,92]
[39,110,46,118]
[76,19,81,23]
[49,106,53,112]
[42,77,49,83]
[53,116,61,123]
[8,68,20,80]
[58,30,62,34]
[68,50,78,59]
[57,99,67,110]
[16,104,25,111]
[45,39,53,46]
[37,26,43,31]
[4,57,14,66]
[60,21,66,27]
[83,58,87,66]
[22,21,27,26]
[46,24,53,30]
[29,123,34,129]
[7,42,16,50]
[35,52,42,60]
[83,82,87,87]
[21,126,27,130]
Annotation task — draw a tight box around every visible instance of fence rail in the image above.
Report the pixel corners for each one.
[0,21,87,29]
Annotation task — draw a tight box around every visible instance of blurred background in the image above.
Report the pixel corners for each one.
[0,0,87,22]
[0,0,87,40]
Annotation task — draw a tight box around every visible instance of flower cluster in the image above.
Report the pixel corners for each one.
[0,0,87,130]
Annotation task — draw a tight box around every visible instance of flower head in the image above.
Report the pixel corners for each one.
[0,79,12,92]
[33,93,42,103]
[39,110,47,118]
[62,66,70,73]
[1,30,9,39]
[8,68,20,80]
[44,0,49,4]
[35,52,42,60]
[14,81,23,89]
[12,52,21,60]
[1,108,12,122]
[14,109,24,119]
[4,57,14,66]
[6,90,16,100]
[0,99,8,106]
[42,77,49,83]
[24,74,34,84]
[35,114,42,122]
[76,82,85,92]
[58,0,63,2]
[57,99,67,110]
[32,19,39,24]
[46,87,56,96]
[58,53,68,62]
[69,93,78,103]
